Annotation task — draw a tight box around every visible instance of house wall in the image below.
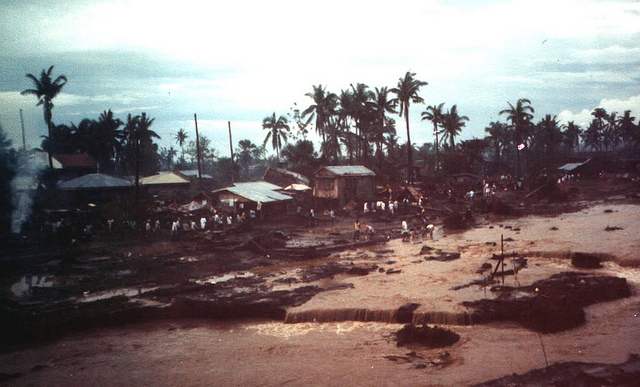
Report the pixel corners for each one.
[313,175,375,201]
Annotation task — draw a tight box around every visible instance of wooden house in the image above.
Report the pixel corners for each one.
[312,166,375,208]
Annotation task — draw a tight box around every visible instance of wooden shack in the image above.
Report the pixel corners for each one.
[312,166,376,208]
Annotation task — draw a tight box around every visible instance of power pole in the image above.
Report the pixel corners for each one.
[194,113,202,182]
[228,121,235,184]
[20,109,26,150]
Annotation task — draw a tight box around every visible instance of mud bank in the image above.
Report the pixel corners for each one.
[475,354,640,387]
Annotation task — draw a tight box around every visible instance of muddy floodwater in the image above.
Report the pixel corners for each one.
[2,203,640,386]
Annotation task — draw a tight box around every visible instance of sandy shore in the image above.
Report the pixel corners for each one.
[1,203,639,386]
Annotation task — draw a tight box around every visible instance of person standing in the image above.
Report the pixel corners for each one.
[402,219,409,242]
[353,219,361,242]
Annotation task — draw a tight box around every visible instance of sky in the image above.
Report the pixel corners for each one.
[1,0,640,159]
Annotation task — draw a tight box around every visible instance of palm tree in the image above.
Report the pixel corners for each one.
[93,110,123,173]
[302,85,337,143]
[618,110,637,150]
[236,139,261,179]
[562,121,582,154]
[591,108,608,149]
[422,103,445,171]
[500,98,534,177]
[262,112,290,163]
[21,65,67,173]
[606,111,620,151]
[174,128,189,164]
[321,116,343,164]
[349,83,373,162]
[582,120,601,151]
[391,71,428,184]
[538,114,562,168]
[337,89,356,162]
[440,105,468,152]
[484,121,509,165]
[371,87,396,164]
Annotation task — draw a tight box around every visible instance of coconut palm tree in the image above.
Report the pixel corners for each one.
[370,87,397,164]
[302,85,337,143]
[618,110,638,150]
[21,65,67,173]
[499,99,534,177]
[440,105,468,152]
[390,71,428,184]
[538,114,562,168]
[174,128,189,164]
[484,121,509,165]
[562,121,582,154]
[321,116,343,164]
[92,110,123,173]
[262,113,290,163]
[582,120,601,151]
[337,89,356,162]
[349,83,373,161]
[606,111,620,151]
[422,103,445,171]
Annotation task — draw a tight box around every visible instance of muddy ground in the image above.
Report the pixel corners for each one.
[1,177,640,385]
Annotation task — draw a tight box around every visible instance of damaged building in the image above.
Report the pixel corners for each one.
[312,165,376,208]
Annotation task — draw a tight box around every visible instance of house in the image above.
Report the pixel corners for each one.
[557,158,602,178]
[262,167,310,188]
[32,151,98,180]
[56,173,134,208]
[312,165,376,208]
[139,171,191,201]
[212,181,294,218]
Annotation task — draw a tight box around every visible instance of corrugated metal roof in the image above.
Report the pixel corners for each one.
[140,172,190,185]
[322,165,375,176]
[58,173,132,189]
[178,170,213,179]
[214,181,293,203]
[558,158,592,172]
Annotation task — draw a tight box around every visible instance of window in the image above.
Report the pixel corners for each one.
[317,179,334,190]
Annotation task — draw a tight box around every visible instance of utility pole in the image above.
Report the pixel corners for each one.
[20,109,26,150]
[194,113,202,182]
[228,121,235,184]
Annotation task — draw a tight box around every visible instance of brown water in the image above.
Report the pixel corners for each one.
[2,203,640,386]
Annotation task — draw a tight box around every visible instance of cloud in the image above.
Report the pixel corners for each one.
[557,94,640,126]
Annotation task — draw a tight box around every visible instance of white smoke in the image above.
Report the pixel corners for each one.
[10,151,47,234]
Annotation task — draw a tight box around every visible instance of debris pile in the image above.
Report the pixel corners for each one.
[395,324,460,348]
[463,272,631,333]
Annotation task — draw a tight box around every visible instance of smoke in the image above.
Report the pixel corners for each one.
[10,151,47,234]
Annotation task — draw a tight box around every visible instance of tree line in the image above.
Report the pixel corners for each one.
[17,66,640,188]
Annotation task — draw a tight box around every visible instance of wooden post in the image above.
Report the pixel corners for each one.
[228,121,235,184]
[501,233,505,284]
[194,113,202,182]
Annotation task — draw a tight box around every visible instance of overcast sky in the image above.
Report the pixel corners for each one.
[1,0,640,159]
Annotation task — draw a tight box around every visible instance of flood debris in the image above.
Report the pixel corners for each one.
[424,252,461,262]
[571,252,603,269]
[463,272,631,333]
[395,324,460,348]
